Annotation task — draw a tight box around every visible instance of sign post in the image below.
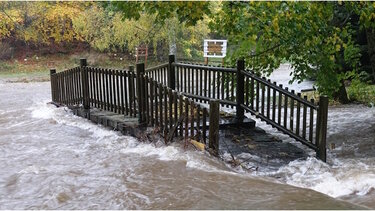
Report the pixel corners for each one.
[203,39,227,65]
[135,45,148,67]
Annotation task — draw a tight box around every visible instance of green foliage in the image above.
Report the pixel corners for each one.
[347,77,375,106]
[108,1,211,27]
[212,2,365,98]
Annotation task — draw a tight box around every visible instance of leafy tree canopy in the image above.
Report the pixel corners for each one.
[212,1,365,98]
[107,1,211,26]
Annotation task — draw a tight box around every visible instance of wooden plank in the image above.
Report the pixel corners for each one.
[284,87,288,128]
[309,99,315,142]
[290,90,295,131]
[296,93,301,136]
[302,96,307,139]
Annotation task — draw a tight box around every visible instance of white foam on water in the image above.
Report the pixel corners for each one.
[266,157,375,198]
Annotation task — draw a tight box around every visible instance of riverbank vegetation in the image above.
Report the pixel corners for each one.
[1,1,375,106]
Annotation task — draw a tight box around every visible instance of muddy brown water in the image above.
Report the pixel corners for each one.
[0,80,373,209]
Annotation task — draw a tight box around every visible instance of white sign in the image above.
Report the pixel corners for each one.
[203,39,227,58]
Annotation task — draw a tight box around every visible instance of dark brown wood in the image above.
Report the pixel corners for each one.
[154,81,158,126]
[184,97,189,139]
[159,83,163,129]
[236,59,245,122]
[169,89,173,130]
[267,80,271,118]
[209,100,220,155]
[145,76,150,124]
[261,82,265,115]
[296,93,301,136]
[150,78,154,126]
[81,59,89,109]
[173,91,178,137]
[278,85,283,124]
[290,90,295,131]
[302,96,307,139]
[190,100,195,138]
[164,86,168,131]
[202,107,207,144]
[309,99,315,142]
[317,96,328,162]
[272,82,276,121]
[168,55,176,89]
[179,95,184,136]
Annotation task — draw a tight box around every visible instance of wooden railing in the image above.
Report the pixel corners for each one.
[50,56,328,162]
[151,55,328,162]
[50,59,218,151]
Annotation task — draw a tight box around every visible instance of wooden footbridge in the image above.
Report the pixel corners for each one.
[50,55,328,162]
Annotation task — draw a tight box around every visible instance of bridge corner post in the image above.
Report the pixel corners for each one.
[209,100,220,156]
[50,69,56,102]
[136,63,146,124]
[317,95,328,162]
[80,58,89,109]
[168,54,176,89]
[236,58,245,123]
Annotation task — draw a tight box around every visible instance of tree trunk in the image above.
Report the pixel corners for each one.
[333,80,350,104]
[366,29,375,83]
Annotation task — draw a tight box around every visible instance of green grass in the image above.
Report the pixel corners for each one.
[0,52,162,81]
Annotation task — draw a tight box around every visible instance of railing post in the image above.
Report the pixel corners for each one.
[236,58,245,122]
[317,95,328,162]
[50,69,56,102]
[209,100,220,155]
[80,58,89,109]
[136,63,146,124]
[168,54,176,90]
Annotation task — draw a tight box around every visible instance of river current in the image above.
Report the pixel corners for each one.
[0,68,374,209]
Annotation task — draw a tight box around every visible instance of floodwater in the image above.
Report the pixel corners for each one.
[0,71,374,209]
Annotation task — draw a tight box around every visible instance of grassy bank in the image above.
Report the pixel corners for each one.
[0,52,162,81]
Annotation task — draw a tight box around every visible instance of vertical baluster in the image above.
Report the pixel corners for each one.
[208,70,212,99]
[302,96,307,139]
[256,80,260,112]
[191,67,195,96]
[199,68,203,101]
[250,77,254,110]
[159,84,163,129]
[202,107,207,144]
[197,105,201,141]
[284,87,288,128]
[261,81,265,115]
[267,80,271,118]
[120,71,125,114]
[145,76,150,124]
[179,95,184,136]
[290,90,295,131]
[169,89,173,130]
[245,77,249,106]
[154,81,159,126]
[212,70,216,99]
[94,68,98,107]
[225,73,229,107]
[190,101,195,138]
[203,69,208,97]
[309,99,315,142]
[221,72,224,102]
[272,82,276,121]
[278,85,283,124]
[164,87,168,131]
[231,72,234,107]
[296,93,301,136]
[187,67,191,93]
[184,67,187,93]
[173,91,178,137]
[184,98,189,139]
[150,78,154,126]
